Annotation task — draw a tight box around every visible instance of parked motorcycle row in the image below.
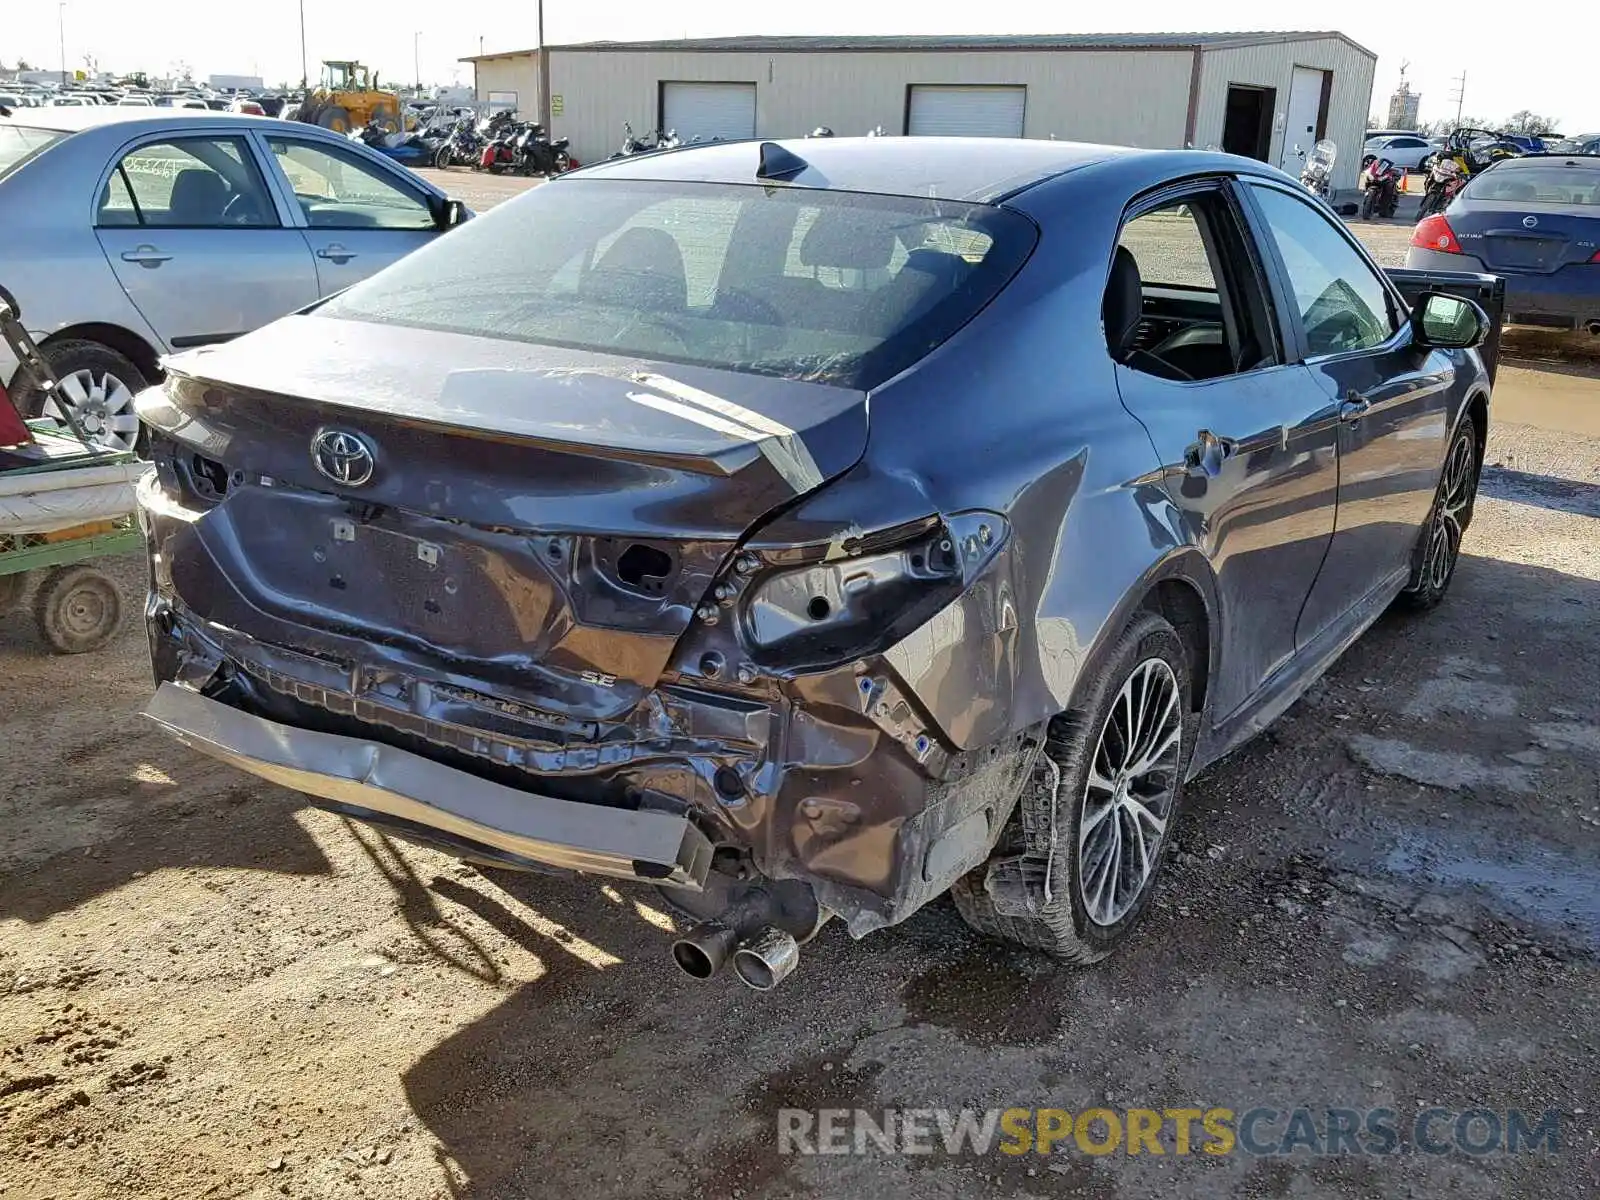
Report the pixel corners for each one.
[364,108,578,177]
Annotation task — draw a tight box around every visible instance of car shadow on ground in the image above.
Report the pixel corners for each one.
[396,552,1599,1199]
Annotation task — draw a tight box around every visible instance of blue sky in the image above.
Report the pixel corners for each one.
[9,0,1595,132]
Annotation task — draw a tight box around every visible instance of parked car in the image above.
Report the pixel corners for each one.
[0,107,468,451]
[138,138,1499,984]
[1407,154,1600,333]
[1363,133,1434,171]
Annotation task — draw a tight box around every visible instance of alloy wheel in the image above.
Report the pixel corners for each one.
[1423,430,1476,592]
[43,369,140,453]
[1078,657,1183,927]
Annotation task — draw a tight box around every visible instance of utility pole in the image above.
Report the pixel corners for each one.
[1450,70,1466,125]
[298,0,308,93]
[58,3,67,86]
[536,0,551,134]
[413,31,421,93]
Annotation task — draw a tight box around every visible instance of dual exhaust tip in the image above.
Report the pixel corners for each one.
[672,920,801,990]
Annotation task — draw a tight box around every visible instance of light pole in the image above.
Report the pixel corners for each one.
[413,31,421,94]
[298,0,308,93]
[58,3,67,87]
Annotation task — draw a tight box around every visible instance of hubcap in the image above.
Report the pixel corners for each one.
[61,585,109,637]
[43,369,140,453]
[1424,431,1476,592]
[1078,658,1183,927]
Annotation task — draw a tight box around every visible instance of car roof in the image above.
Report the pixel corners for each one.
[1484,154,1600,171]
[570,136,1171,203]
[0,105,254,134]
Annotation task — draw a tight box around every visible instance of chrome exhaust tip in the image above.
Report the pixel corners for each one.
[671,920,739,980]
[731,926,801,991]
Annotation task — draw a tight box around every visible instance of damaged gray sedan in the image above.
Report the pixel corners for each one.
[137,137,1499,986]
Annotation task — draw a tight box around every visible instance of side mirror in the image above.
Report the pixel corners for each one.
[431,196,469,230]
[1410,290,1490,350]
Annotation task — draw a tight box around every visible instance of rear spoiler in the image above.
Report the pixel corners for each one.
[1386,268,1506,384]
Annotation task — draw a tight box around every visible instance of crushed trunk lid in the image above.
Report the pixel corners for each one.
[139,316,868,713]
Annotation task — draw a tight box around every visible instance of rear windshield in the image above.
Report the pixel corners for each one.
[0,125,65,180]
[1465,166,1600,206]
[318,178,1036,389]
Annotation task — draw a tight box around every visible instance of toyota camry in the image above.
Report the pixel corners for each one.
[137,137,1500,988]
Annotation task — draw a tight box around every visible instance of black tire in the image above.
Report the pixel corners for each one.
[433,145,451,169]
[951,611,1195,962]
[7,339,149,454]
[1400,417,1480,611]
[316,106,350,134]
[1361,191,1376,220]
[0,570,27,616]
[32,565,123,655]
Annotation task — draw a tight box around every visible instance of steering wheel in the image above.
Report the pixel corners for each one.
[221,191,265,226]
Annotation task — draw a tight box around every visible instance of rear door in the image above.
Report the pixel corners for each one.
[1242,180,1453,645]
[94,133,319,348]
[1108,180,1339,722]
[254,133,440,295]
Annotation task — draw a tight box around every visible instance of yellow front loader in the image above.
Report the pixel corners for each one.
[294,61,401,135]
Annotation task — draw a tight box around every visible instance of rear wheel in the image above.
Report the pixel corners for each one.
[1400,420,1479,611]
[951,612,1193,962]
[8,339,148,454]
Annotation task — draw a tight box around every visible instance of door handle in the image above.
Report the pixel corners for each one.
[315,244,357,264]
[120,245,171,267]
[1339,393,1372,423]
[1183,429,1237,477]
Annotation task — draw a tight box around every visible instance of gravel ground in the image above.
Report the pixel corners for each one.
[2,178,1598,1200]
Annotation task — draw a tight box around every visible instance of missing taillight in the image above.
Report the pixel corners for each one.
[741,512,1008,667]
[189,454,230,500]
[617,543,673,591]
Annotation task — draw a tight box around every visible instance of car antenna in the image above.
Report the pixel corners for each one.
[756,141,808,181]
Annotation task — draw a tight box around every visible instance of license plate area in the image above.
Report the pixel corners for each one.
[1485,236,1563,272]
[219,486,565,655]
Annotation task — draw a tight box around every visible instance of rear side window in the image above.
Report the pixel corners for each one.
[1464,167,1600,206]
[318,178,1036,389]
[0,125,66,180]
[100,137,277,228]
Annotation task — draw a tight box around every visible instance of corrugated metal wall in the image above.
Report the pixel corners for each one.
[471,57,541,118]
[548,49,1193,167]
[1194,37,1376,190]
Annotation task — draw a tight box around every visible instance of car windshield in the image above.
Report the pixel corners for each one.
[1465,167,1600,206]
[318,178,1037,390]
[0,125,66,180]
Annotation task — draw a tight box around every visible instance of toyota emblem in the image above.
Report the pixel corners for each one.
[1522,215,1538,229]
[311,428,376,487]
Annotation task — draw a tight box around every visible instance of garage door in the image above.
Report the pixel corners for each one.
[661,82,756,144]
[907,86,1026,138]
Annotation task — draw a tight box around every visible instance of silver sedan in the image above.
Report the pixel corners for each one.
[0,107,466,450]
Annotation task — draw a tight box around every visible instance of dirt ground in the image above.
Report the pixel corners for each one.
[2,189,1599,1199]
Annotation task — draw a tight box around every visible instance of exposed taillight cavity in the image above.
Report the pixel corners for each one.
[1412,214,1462,255]
[1590,249,1600,263]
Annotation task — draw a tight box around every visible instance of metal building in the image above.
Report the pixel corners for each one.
[463,31,1376,189]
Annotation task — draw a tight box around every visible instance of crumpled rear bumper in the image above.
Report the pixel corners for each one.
[145,681,715,888]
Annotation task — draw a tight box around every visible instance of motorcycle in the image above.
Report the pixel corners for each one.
[479,120,573,176]
[609,121,681,158]
[432,116,484,170]
[1297,139,1337,200]
[1416,156,1465,220]
[1359,156,1403,219]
